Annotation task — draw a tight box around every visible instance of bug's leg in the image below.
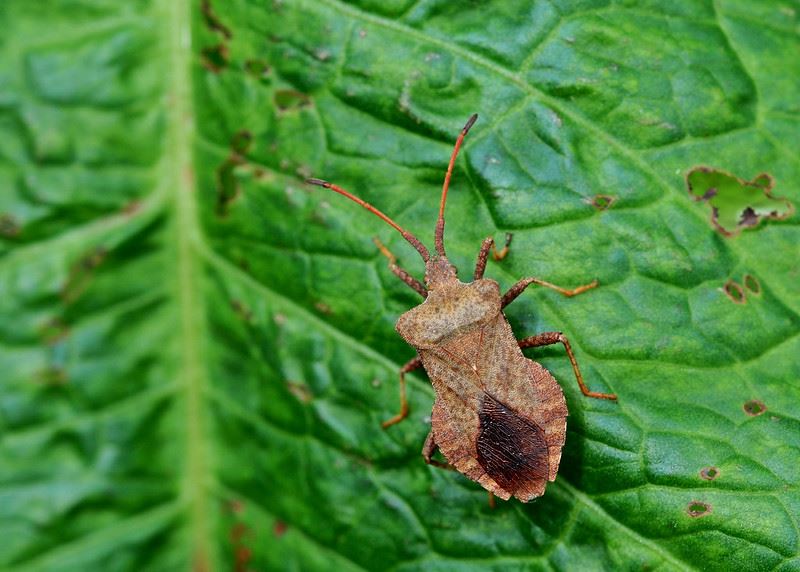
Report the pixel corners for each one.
[474,234,514,280]
[518,332,617,400]
[373,237,428,299]
[488,492,497,509]
[421,430,456,470]
[382,355,423,429]
[501,276,598,308]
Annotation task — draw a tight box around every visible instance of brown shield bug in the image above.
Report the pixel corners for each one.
[307,114,617,502]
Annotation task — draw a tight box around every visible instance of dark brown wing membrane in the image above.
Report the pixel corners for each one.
[476,393,549,494]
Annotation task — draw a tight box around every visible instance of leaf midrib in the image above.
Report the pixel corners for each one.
[164,0,214,568]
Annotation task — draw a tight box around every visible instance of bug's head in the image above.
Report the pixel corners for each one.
[424,255,458,289]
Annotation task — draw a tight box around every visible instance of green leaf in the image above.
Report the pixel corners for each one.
[1,1,798,571]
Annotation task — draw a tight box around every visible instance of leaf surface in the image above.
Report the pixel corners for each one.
[1,1,798,570]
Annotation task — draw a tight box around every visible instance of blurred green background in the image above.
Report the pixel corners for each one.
[1,1,799,570]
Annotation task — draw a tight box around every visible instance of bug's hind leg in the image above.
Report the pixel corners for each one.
[518,332,617,400]
[422,430,456,470]
[474,233,513,280]
[374,237,427,298]
[502,276,598,308]
[382,355,423,429]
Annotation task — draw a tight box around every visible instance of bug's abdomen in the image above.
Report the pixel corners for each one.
[476,394,550,493]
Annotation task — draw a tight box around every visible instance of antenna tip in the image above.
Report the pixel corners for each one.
[463,113,478,133]
[306,177,330,188]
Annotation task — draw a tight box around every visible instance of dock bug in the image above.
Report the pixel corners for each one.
[307,114,617,502]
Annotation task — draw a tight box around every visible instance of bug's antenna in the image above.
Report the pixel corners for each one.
[435,113,478,258]
[306,178,430,262]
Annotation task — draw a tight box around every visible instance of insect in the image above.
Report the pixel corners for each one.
[307,114,617,502]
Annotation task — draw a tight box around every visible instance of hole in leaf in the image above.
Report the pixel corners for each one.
[722,279,746,304]
[687,501,712,518]
[686,166,794,236]
[589,194,616,210]
[743,274,761,295]
[699,466,719,481]
[743,399,766,416]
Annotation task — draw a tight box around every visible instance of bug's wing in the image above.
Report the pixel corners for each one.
[423,313,567,501]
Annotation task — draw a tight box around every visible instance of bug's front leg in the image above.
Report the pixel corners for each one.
[382,355,423,428]
[373,237,428,298]
[518,332,617,400]
[473,233,513,280]
[501,276,598,308]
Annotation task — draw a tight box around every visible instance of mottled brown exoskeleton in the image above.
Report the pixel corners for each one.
[307,114,617,502]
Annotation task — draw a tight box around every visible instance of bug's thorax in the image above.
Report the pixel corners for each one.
[396,256,501,349]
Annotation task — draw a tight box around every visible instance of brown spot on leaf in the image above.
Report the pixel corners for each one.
[201,0,232,39]
[273,520,288,537]
[588,194,616,211]
[201,43,229,73]
[215,130,253,216]
[230,300,253,322]
[743,399,766,416]
[244,59,271,82]
[234,546,252,572]
[314,301,332,315]
[0,213,21,237]
[286,381,313,403]
[687,500,712,518]
[121,200,141,216]
[275,89,312,111]
[743,274,761,295]
[686,166,794,237]
[722,280,745,304]
[61,246,108,303]
[699,466,719,481]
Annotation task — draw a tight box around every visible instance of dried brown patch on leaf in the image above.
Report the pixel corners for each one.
[273,520,288,538]
[200,0,232,39]
[200,43,229,73]
[61,246,108,303]
[0,213,21,237]
[286,381,313,403]
[687,500,712,518]
[215,130,253,216]
[686,166,794,237]
[743,399,766,416]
